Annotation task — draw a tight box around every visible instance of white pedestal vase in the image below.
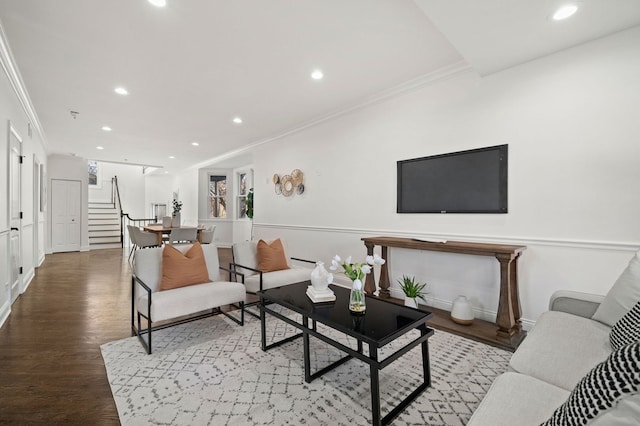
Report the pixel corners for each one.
[171,213,181,228]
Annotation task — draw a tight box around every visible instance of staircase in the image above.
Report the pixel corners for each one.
[89,202,121,250]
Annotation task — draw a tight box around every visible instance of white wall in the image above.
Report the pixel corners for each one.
[0,30,48,326]
[145,174,175,220]
[247,27,640,326]
[88,162,146,219]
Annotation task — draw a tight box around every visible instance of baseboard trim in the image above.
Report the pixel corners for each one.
[0,300,10,329]
[255,223,639,252]
[21,268,34,294]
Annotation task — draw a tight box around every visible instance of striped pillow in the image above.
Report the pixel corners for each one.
[541,342,640,426]
[610,300,640,350]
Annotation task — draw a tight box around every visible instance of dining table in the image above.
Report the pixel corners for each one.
[142,225,204,247]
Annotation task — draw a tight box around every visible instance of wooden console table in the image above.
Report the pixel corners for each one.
[362,236,527,350]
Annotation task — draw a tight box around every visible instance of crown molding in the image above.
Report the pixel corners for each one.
[190,61,474,170]
[0,20,46,147]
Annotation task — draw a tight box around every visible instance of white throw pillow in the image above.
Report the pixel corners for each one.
[592,251,640,327]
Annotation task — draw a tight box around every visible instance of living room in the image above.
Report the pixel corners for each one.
[1,1,639,424]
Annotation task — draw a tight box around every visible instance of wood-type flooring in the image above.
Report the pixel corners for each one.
[0,246,234,425]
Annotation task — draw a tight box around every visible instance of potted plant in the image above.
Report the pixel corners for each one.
[398,275,428,309]
[171,199,182,227]
[245,188,254,219]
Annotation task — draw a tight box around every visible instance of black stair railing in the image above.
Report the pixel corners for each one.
[112,176,157,248]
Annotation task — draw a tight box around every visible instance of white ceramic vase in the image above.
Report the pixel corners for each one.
[451,295,474,325]
[171,213,181,228]
[404,297,418,309]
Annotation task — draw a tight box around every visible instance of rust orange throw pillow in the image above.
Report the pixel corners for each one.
[257,239,290,272]
[159,242,210,291]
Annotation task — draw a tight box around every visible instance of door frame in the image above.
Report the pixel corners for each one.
[50,179,82,253]
[8,122,22,304]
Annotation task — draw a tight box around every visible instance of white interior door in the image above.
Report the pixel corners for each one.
[9,125,22,304]
[51,179,81,252]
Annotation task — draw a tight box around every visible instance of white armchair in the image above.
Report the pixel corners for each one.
[231,239,315,294]
[131,243,246,354]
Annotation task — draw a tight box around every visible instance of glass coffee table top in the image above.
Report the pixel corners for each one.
[258,281,432,346]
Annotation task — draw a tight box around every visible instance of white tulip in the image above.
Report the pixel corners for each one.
[353,279,363,291]
[345,256,352,265]
[361,265,371,274]
[366,255,374,265]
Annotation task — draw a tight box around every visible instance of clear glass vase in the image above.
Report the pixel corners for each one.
[349,279,366,314]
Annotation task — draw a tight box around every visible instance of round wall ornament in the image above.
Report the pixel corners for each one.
[272,174,280,184]
[281,175,294,196]
[291,169,303,186]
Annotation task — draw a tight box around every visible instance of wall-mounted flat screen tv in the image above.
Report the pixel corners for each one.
[397,144,508,214]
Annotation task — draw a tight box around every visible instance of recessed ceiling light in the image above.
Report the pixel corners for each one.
[552,4,578,20]
[191,142,199,146]
[96,146,104,150]
[232,117,243,124]
[114,87,129,95]
[311,69,324,80]
[169,156,175,159]
[101,126,112,131]
[148,0,167,7]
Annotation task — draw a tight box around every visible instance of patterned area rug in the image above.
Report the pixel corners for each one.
[101,308,510,425]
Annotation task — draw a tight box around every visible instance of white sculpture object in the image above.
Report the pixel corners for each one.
[307,261,336,303]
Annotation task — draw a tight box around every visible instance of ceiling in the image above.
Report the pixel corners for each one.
[1,0,639,173]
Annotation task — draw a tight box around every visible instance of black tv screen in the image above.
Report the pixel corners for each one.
[397,144,508,213]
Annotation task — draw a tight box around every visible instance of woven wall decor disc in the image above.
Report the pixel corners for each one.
[281,175,294,196]
[274,183,282,195]
[291,169,303,186]
[272,174,280,184]
[297,183,305,194]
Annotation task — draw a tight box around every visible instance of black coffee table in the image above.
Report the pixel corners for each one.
[258,281,433,426]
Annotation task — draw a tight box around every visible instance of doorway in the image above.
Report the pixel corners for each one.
[51,179,81,252]
[9,124,22,304]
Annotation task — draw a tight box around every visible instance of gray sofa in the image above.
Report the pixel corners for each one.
[469,251,640,425]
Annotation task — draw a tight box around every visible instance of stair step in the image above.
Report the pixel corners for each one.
[89,218,120,224]
[89,215,119,220]
[88,203,116,208]
[89,224,120,231]
[89,236,121,243]
[89,242,122,250]
[89,208,118,214]
[89,230,121,238]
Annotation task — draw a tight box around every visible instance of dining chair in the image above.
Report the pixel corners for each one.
[200,225,216,244]
[127,225,138,261]
[168,228,198,244]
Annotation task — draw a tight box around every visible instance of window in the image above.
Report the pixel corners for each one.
[88,160,100,187]
[208,175,227,218]
[238,173,248,219]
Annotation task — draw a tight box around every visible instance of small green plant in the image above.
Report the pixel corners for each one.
[172,199,182,217]
[245,188,254,219]
[398,275,428,299]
